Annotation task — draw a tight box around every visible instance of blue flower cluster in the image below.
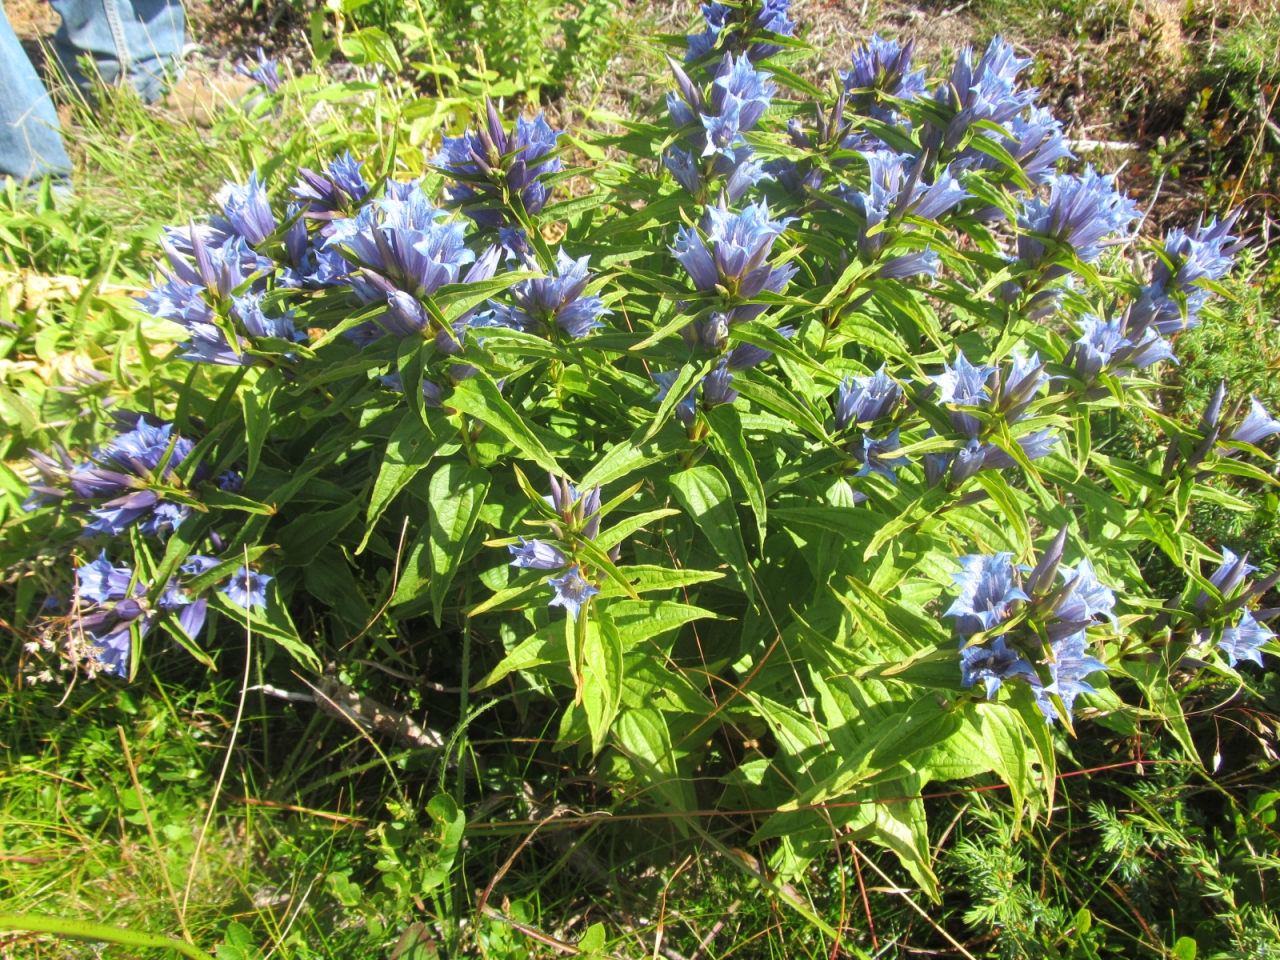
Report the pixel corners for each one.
[432,101,563,230]
[25,418,238,537]
[665,54,777,201]
[506,474,620,619]
[685,0,796,64]
[946,537,1115,722]
[922,350,1056,487]
[66,552,269,677]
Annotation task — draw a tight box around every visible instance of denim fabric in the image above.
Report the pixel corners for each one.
[52,0,187,104]
[0,2,72,181]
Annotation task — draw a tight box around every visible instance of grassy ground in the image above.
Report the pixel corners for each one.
[2,1,1279,958]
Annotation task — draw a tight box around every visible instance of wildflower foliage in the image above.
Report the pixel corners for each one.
[12,4,1276,899]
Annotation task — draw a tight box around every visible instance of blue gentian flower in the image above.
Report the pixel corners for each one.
[724,156,772,203]
[685,0,796,63]
[547,565,600,620]
[1230,397,1280,447]
[433,103,563,228]
[1196,547,1257,612]
[490,249,610,340]
[222,567,272,610]
[1016,167,1141,265]
[945,552,1030,636]
[326,191,474,298]
[291,151,370,215]
[877,248,940,280]
[508,538,568,570]
[854,429,909,481]
[842,34,927,106]
[999,350,1049,422]
[218,173,278,246]
[44,421,208,539]
[665,147,704,195]
[1218,610,1274,668]
[1041,631,1108,718]
[834,366,902,430]
[181,555,223,576]
[668,53,775,169]
[1131,212,1244,336]
[1053,559,1117,625]
[928,36,1037,153]
[672,200,795,308]
[1070,315,1177,381]
[77,552,137,604]
[843,150,968,258]
[235,46,283,93]
[960,636,1038,699]
[931,352,997,437]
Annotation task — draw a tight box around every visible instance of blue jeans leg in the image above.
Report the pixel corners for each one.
[51,0,187,104]
[0,3,72,182]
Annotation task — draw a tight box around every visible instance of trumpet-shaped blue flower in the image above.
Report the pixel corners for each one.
[854,429,909,481]
[326,192,474,297]
[222,567,272,610]
[1071,315,1176,381]
[946,552,1029,636]
[1218,610,1274,668]
[877,248,941,280]
[1041,631,1108,718]
[672,200,795,311]
[931,352,996,437]
[844,150,968,257]
[291,151,370,215]
[1053,559,1117,625]
[929,36,1037,152]
[433,106,563,228]
[835,366,901,430]
[78,552,137,604]
[960,636,1038,699]
[235,46,282,93]
[547,565,600,620]
[685,0,796,63]
[842,34,927,107]
[665,147,704,195]
[1016,167,1140,265]
[1230,397,1280,447]
[508,538,568,571]
[218,173,278,246]
[490,249,610,340]
[1131,212,1244,336]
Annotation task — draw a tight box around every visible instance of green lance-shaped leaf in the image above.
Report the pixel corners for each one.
[359,410,439,553]
[240,368,277,483]
[424,463,491,625]
[669,465,755,603]
[277,497,362,562]
[448,372,561,475]
[581,610,625,754]
[705,403,767,549]
[615,708,695,834]
[972,702,1036,824]
[209,589,321,673]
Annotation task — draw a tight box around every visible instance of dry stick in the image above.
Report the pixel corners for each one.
[851,844,976,960]
[116,725,194,944]
[688,898,740,960]
[652,854,694,960]
[182,554,254,918]
[474,807,568,921]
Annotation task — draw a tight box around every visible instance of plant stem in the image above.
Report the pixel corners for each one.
[0,915,215,960]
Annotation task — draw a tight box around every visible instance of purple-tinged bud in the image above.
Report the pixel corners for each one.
[1025,527,1068,598]
[1202,381,1226,432]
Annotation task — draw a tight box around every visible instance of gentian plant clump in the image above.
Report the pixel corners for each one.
[11,0,1277,900]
